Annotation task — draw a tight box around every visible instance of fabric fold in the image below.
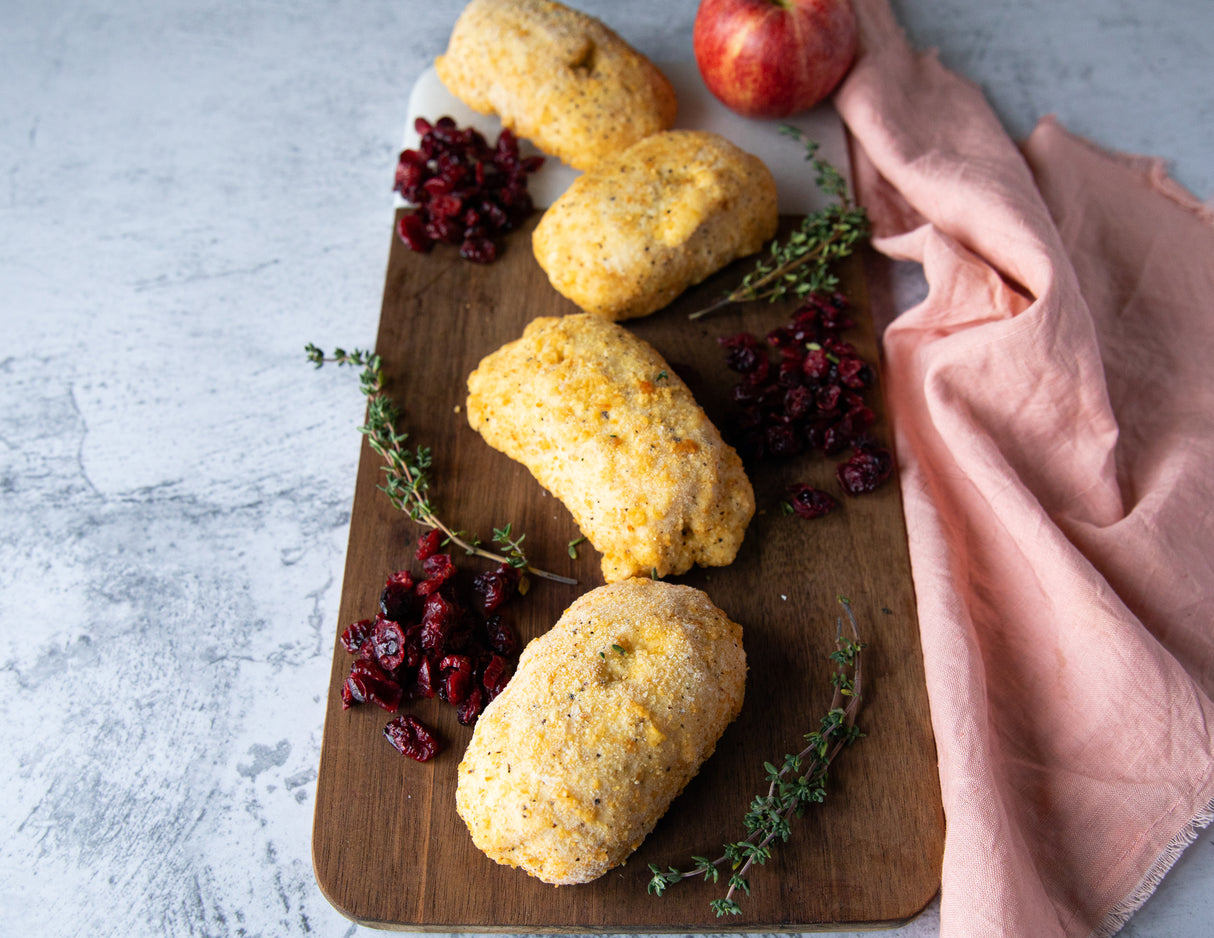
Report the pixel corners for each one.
[833,1,1214,935]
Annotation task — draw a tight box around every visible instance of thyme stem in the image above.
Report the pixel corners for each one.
[307,343,576,586]
[647,596,865,917]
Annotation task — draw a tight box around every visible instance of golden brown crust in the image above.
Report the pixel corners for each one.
[531,130,779,320]
[465,314,754,582]
[456,578,746,885]
[435,0,677,171]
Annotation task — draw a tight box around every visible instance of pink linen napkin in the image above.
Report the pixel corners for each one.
[833,1,1214,935]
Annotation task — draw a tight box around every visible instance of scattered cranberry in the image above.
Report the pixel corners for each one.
[413,655,438,700]
[455,687,484,727]
[379,570,415,621]
[837,437,894,496]
[483,613,518,657]
[481,654,513,701]
[439,654,475,705]
[786,484,838,520]
[420,592,456,654]
[342,658,403,713]
[415,529,443,562]
[337,548,527,758]
[370,616,408,671]
[393,116,543,263]
[719,291,892,500]
[472,563,520,614]
[340,617,373,654]
[384,715,442,762]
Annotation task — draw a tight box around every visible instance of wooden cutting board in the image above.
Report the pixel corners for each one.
[311,207,944,930]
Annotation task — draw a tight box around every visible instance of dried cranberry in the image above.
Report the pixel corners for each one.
[439,654,475,705]
[456,686,484,726]
[481,654,512,700]
[783,385,814,420]
[715,290,891,505]
[439,610,474,653]
[786,484,838,520]
[837,356,871,389]
[822,421,852,456]
[395,116,542,262]
[472,564,519,614]
[415,529,443,562]
[384,714,442,761]
[819,293,855,330]
[459,236,497,263]
[816,383,843,414]
[379,570,415,622]
[418,553,456,594]
[396,212,432,253]
[483,613,518,656]
[837,445,894,496]
[481,201,509,230]
[801,346,832,381]
[340,617,374,654]
[425,214,462,245]
[501,187,532,219]
[420,592,456,653]
[840,405,876,437]
[824,336,857,358]
[351,635,376,661]
[336,545,535,753]
[776,357,803,387]
[493,128,519,163]
[412,656,438,699]
[422,175,453,197]
[803,420,826,451]
[765,423,803,458]
[394,159,425,199]
[765,325,799,350]
[401,621,423,669]
[428,192,463,220]
[371,616,408,671]
[718,333,762,373]
[344,658,403,713]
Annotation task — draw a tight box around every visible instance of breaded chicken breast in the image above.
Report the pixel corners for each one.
[435,0,677,171]
[465,314,754,582]
[531,130,778,320]
[456,578,746,885]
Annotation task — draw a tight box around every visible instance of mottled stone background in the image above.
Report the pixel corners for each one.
[2,1,1211,936]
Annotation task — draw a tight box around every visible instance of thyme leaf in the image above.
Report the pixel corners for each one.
[306,343,576,585]
[688,127,869,321]
[646,596,866,916]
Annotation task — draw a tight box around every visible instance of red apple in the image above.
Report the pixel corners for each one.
[693,0,858,118]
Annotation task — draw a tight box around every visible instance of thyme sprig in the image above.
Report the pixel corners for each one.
[647,596,866,916]
[688,127,869,321]
[306,343,576,585]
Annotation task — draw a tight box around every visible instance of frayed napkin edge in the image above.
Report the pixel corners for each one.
[1094,795,1214,938]
[1032,115,1214,226]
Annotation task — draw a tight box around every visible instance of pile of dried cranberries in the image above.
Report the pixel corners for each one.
[719,291,893,515]
[393,115,544,263]
[337,530,523,761]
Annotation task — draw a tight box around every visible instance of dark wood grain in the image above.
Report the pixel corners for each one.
[312,213,943,931]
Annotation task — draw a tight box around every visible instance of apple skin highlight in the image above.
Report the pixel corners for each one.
[693,0,857,119]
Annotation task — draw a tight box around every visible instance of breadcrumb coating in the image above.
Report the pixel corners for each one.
[456,578,746,885]
[465,314,754,582]
[532,130,779,320]
[435,0,677,171]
